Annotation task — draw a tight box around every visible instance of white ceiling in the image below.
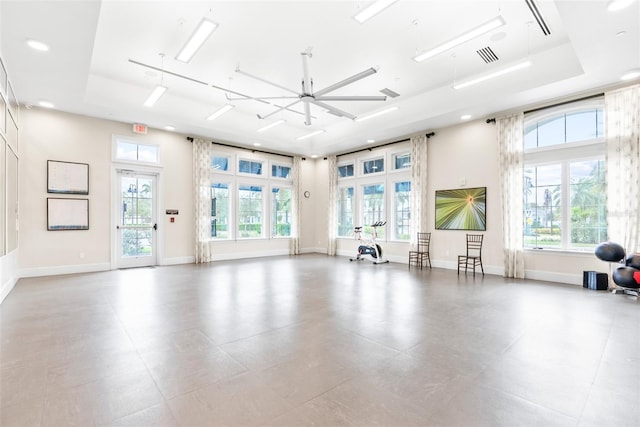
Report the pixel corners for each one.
[1,1,639,156]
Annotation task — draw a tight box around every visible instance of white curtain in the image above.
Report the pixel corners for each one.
[327,156,338,255]
[410,135,428,249]
[290,156,302,255]
[605,84,640,254]
[192,138,213,263]
[497,114,525,278]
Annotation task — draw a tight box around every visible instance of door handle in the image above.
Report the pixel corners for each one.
[153,223,157,230]
[116,225,120,230]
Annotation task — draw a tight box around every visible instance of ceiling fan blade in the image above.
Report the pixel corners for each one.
[128,59,209,85]
[303,101,312,125]
[314,67,378,97]
[315,95,387,101]
[236,67,299,95]
[225,95,299,101]
[301,51,313,95]
[257,99,302,120]
[311,100,356,120]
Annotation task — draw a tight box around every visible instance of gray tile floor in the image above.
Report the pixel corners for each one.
[1,254,638,426]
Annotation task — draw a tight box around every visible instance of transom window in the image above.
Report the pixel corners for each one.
[239,159,263,175]
[115,139,159,164]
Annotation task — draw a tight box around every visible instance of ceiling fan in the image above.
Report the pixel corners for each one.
[228,48,387,125]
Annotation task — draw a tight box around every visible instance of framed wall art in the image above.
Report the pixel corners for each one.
[47,198,89,230]
[435,186,486,231]
[47,160,89,194]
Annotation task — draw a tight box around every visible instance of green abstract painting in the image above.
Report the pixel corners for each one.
[435,187,486,230]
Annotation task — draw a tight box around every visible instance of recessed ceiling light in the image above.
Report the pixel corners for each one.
[461,114,472,120]
[296,130,325,141]
[621,68,640,81]
[27,39,49,51]
[38,101,54,108]
[253,143,261,147]
[353,0,400,24]
[164,125,176,131]
[355,106,399,122]
[608,0,636,12]
[206,104,235,120]
[367,139,376,143]
[311,154,319,159]
[616,30,627,36]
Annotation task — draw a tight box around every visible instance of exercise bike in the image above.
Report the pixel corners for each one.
[349,221,389,264]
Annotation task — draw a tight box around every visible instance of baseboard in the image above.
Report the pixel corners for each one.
[1,249,19,303]
[20,262,111,278]
[211,249,290,262]
[300,247,327,254]
[1,275,18,303]
[524,269,582,286]
[161,256,195,266]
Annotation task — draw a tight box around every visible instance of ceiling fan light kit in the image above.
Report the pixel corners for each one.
[175,18,218,63]
[413,16,506,62]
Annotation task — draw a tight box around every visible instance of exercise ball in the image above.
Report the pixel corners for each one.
[625,253,640,269]
[595,242,625,262]
[612,266,640,289]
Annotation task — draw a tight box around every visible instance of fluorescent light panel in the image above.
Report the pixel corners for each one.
[27,39,49,51]
[353,0,399,24]
[176,18,218,63]
[296,130,325,141]
[207,104,234,120]
[608,0,636,12]
[453,61,532,89]
[524,0,551,36]
[257,119,285,132]
[144,85,167,107]
[414,16,506,62]
[355,106,398,122]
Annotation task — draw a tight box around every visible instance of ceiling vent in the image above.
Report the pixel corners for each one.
[477,46,499,64]
[380,88,400,98]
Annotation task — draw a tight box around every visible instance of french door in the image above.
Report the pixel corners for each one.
[116,172,157,268]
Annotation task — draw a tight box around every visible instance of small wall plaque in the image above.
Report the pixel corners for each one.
[166,209,179,215]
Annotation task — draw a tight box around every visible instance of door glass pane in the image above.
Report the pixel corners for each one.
[121,176,153,257]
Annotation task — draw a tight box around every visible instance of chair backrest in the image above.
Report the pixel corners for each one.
[417,232,431,252]
[466,234,483,257]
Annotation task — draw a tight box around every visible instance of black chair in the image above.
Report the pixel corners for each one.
[409,232,431,269]
[458,234,484,276]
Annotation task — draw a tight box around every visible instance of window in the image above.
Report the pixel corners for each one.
[212,156,230,171]
[272,164,291,179]
[272,187,292,237]
[338,163,354,178]
[238,185,263,238]
[337,186,354,237]
[115,140,159,164]
[523,99,606,251]
[363,158,384,174]
[362,184,385,239]
[239,159,263,175]
[394,181,411,240]
[210,183,230,238]
[394,153,411,170]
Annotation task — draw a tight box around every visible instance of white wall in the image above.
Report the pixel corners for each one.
[19,108,193,276]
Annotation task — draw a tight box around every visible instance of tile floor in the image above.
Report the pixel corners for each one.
[1,254,638,426]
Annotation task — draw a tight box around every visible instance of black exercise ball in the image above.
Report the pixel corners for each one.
[595,242,625,262]
[625,253,640,269]
[612,266,640,289]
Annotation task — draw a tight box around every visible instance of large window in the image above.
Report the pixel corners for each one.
[336,145,411,242]
[272,187,292,237]
[523,100,606,251]
[210,183,230,238]
[238,185,263,238]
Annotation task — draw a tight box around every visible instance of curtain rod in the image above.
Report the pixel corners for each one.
[337,133,434,158]
[186,137,293,159]
[486,92,605,123]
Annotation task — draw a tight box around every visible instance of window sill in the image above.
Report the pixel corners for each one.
[524,248,595,257]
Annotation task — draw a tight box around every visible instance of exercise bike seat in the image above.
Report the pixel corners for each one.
[354,226,363,231]
[371,221,386,227]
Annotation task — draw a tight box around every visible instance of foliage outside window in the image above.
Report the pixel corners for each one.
[272,187,292,237]
[394,181,411,240]
[523,100,606,251]
[362,184,385,239]
[238,185,263,238]
[121,177,153,257]
[210,183,229,238]
[337,187,354,237]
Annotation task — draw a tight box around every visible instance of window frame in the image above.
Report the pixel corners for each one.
[270,184,293,238]
[113,137,161,166]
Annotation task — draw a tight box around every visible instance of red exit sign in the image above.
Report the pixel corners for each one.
[133,123,147,134]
